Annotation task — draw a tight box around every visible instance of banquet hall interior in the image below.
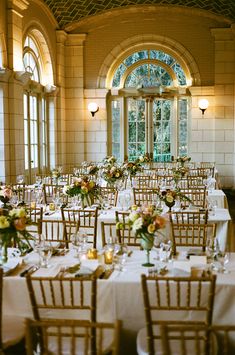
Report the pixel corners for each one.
[1,0,235,354]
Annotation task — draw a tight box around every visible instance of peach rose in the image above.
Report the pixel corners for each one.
[14,217,26,231]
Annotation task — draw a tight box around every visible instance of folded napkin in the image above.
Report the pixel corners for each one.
[33,264,61,278]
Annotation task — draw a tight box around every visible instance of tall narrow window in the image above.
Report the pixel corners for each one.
[23,33,50,181]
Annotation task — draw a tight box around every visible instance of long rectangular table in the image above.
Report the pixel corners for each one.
[3,250,235,354]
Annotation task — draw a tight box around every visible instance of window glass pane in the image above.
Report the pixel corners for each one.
[123,51,148,67]
[111,101,121,160]
[128,99,145,161]
[178,99,188,155]
[153,99,172,162]
[112,64,127,87]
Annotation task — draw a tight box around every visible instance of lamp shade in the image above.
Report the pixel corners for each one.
[88,102,99,116]
[198,99,209,110]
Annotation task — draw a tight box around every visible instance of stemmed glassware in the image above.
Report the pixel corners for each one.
[71,229,88,258]
[217,252,229,273]
[38,237,52,268]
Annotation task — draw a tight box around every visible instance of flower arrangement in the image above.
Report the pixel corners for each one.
[102,165,125,185]
[63,176,100,207]
[172,166,189,181]
[0,186,13,206]
[160,188,191,209]
[116,204,167,266]
[122,161,142,176]
[137,153,152,164]
[176,156,191,165]
[125,205,166,236]
[51,166,62,180]
[102,156,117,166]
[87,165,99,175]
[0,207,34,261]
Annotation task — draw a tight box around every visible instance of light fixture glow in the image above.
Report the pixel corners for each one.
[88,102,99,117]
[198,99,209,116]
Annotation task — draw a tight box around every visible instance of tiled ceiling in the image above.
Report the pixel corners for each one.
[41,0,235,28]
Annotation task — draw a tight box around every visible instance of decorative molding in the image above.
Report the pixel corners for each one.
[0,68,12,82]
[44,84,59,95]
[189,86,215,96]
[66,34,87,46]
[14,70,32,85]
[8,0,29,11]
[56,30,67,44]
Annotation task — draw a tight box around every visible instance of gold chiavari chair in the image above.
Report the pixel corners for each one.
[180,187,207,209]
[25,318,122,355]
[161,324,235,355]
[42,184,64,204]
[26,206,43,239]
[137,274,216,355]
[170,210,209,225]
[131,175,151,188]
[115,210,142,248]
[61,207,98,248]
[38,219,79,248]
[198,167,215,178]
[170,222,216,256]
[187,175,206,189]
[97,186,118,207]
[0,268,26,352]
[101,222,118,247]
[26,274,97,323]
[133,187,159,206]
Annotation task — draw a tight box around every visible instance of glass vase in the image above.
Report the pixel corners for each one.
[2,244,8,264]
[140,233,154,267]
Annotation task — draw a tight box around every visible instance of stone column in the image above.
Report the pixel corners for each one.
[7,0,29,182]
[64,34,86,170]
[211,27,235,187]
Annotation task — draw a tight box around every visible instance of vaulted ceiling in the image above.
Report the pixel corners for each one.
[41,0,235,28]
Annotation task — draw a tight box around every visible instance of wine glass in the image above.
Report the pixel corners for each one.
[16,175,24,184]
[124,192,132,210]
[114,244,128,271]
[217,252,229,273]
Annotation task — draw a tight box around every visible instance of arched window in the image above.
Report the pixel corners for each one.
[23,32,53,182]
[109,48,190,162]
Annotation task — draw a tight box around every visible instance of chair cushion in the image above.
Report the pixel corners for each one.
[2,315,25,348]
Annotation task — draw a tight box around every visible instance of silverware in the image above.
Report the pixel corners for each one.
[20,265,39,277]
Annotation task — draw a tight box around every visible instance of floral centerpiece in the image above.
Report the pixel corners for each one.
[0,208,34,262]
[137,153,152,164]
[117,205,166,266]
[87,164,99,175]
[51,166,63,182]
[102,165,125,188]
[160,188,191,211]
[176,156,191,166]
[172,166,189,185]
[0,186,13,208]
[63,176,100,208]
[122,161,142,177]
[102,155,117,167]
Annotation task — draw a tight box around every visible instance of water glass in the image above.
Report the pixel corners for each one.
[39,241,52,268]
[159,241,172,263]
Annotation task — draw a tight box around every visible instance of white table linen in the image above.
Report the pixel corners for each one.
[3,250,235,354]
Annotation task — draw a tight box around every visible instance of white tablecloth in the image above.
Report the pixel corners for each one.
[3,250,235,354]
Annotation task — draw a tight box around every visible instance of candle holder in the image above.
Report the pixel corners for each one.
[87,248,98,260]
[104,249,114,265]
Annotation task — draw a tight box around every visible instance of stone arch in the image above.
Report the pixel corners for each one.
[23,22,55,86]
[98,34,200,89]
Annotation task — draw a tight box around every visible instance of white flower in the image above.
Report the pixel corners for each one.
[129,211,139,222]
[9,208,26,218]
[139,156,144,163]
[132,217,143,232]
[63,185,70,195]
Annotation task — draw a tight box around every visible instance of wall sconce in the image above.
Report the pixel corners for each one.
[88,102,99,117]
[198,99,209,116]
